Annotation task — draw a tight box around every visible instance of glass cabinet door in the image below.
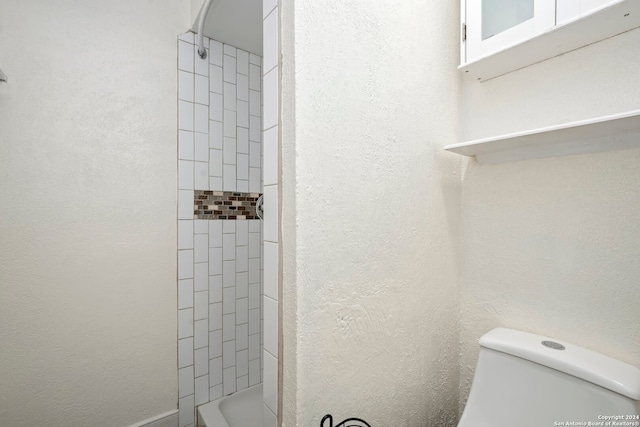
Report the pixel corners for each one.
[465,0,555,63]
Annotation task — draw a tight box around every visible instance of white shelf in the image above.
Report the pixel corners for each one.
[459,0,640,81]
[445,110,640,164]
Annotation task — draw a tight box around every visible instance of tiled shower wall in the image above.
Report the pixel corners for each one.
[262,0,280,425]
[176,32,263,427]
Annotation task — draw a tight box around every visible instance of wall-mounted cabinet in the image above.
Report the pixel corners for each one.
[460,0,640,81]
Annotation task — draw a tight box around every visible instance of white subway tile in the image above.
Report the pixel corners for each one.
[178,279,194,310]
[208,247,222,276]
[263,10,278,72]
[223,220,235,234]
[210,65,223,94]
[237,127,249,154]
[209,302,222,331]
[236,180,248,193]
[223,137,237,165]
[194,219,208,234]
[236,49,249,75]
[236,325,249,351]
[223,341,236,368]
[249,147,260,172]
[179,130,194,161]
[223,55,237,83]
[210,357,223,386]
[194,319,208,349]
[237,74,249,102]
[236,221,248,245]
[179,31,195,44]
[223,366,236,396]
[195,375,209,405]
[249,65,261,91]
[248,258,260,284]
[179,70,194,102]
[178,249,194,279]
[210,175,219,188]
[194,291,208,320]
[194,74,209,105]
[248,173,261,197]
[235,246,249,273]
[209,330,222,359]
[209,39,223,66]
[178,395,194,427]
[209,221,223,247]
[263,126,277,186]
[248,220,261,233]
[237,154,249,181]
[178,100,194,131]
[263,68,278,130]
[179,366,194,398]
[178,40,194,73]
[237,375,248,391]
[178,308,194,339]
[223,44,237,57]
[236,298,249,325]
[248,332,260,360]
[249,89,261,116]
[178,337,194,368]
[223,82,237,111]
[237,100,249,129]
[249,115,261,142]
[178,190,194,220]
[210,93,223,121]
[248,308,259,336]
[194,161,209,190]
[248,284,260,310]
[223,233,236,261]
[223,313,236,342]
[194,132,209,162]
[263,350,278,414]
[209,275,223,303]
[263,185,278,242]
[194,104,208,134]
[264,242,278,300]
[210,384,223,401]
[223,110,237,137]
[194,262,208,292]
[223,287,236,314]
[237,350,249,378]
[209,120,223,149]
[264,297,278,356]
[178,220,194,250]
[249,359,260,386]
[194,234,208,263]
[223,165,236,192]
[194,347,208,378]
[236,271,249,298]
[249,53,261,66]
[209,149,223,177]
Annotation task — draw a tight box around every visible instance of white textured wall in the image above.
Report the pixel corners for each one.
[459,28,640,408]
[281,0,462,425]
[0,1,188,425]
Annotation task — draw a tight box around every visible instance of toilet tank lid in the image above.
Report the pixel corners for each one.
[479,328,640,400]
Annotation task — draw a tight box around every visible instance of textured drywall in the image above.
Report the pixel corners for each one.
[281,0,463,425]
[0,1,189,425]
[459,28,640,410]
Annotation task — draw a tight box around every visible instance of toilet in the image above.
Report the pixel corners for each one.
[458,328,640,427]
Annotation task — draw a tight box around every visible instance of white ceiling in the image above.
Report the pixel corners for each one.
[190,0,263,55]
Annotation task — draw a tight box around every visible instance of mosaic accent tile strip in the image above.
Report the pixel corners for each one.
[194,190,262,220]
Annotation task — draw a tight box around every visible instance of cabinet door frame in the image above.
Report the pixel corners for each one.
[464,0,556,63]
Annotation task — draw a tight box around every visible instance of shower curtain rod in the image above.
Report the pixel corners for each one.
[197,0,215,59]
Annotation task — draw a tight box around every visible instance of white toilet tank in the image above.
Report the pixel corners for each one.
[458,328,640,427]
